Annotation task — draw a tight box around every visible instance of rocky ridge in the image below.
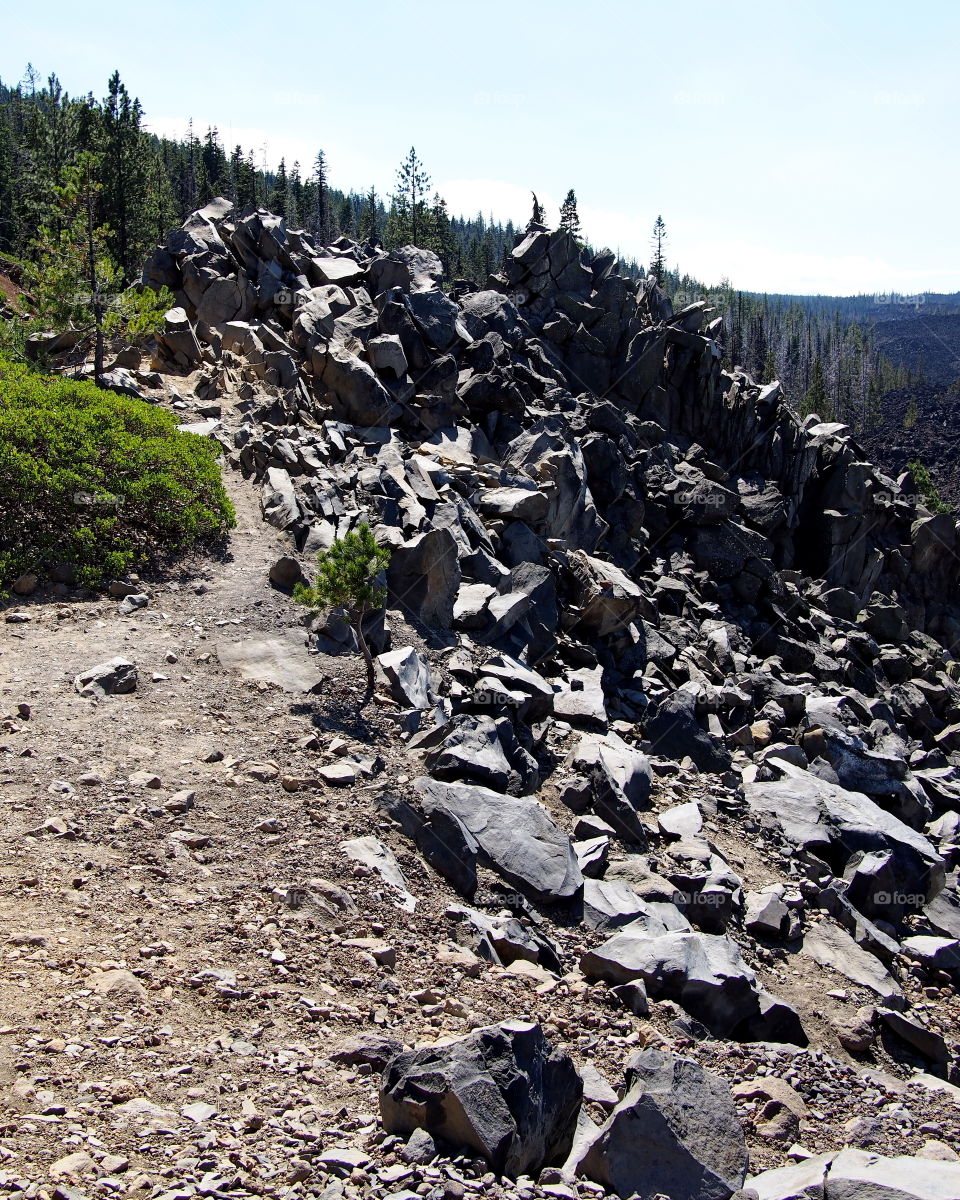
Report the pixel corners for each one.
[6,198,960,1199]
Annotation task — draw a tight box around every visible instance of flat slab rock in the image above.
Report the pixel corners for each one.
[340,836,417,913]
[747,1147,960,1199]
[377,645,435,710]
[216,630,319,692]
[414,777,583,902]
[800,919,905,1007]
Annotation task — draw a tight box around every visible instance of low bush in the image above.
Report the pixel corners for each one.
[0,355,235,590]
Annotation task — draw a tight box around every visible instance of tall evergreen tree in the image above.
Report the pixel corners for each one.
[0,111,15,253]
[99,71,152,280]
[650,214,667,285]
[358,185,380,245]
[201,126,228,201]
[559,188,581,240]
[311,150,332,243]
[17,73,79,252]
[268,158,287,217]
[388,146,430,247]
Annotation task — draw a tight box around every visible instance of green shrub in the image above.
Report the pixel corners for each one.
[0,355,235,590]
[907,458,951,515]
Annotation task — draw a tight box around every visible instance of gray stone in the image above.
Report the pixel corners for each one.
[576,1049,749,1200]
[388,528,461,629]
[379,1019,582,1177]
[564,731,652,842]
[261,467,301,531]
[825,1147,960,1199]
[554,666,609,730]
[800,920,905,1006]
[367,333,408,378]
[268,555,305,590]
[414,777,583,902]
[340,837,417,912]
[646,690,731,773]
[377,646,435,710]
[745,768,944,912]
[74,657,138,697]
[745,888,792,939]
[581,930,760,1036]
[320,341,399,427]
[426,715,516,793]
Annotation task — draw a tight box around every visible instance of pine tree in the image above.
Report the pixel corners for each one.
[358,186,380,245]
[650,214,667,285]
[268,158,287,217]
[388,146,430,247]
[311,150,332,243]
[26,153,170,382]
[800,355,831,419]
[231,144,257,210]
[288,161,303,227]
[17,73,80,253]
[426,191,452,270]
[99,71,153,281]
[559,188,581,240]
[336,193,354,237]
[201,126,228,201]
[293,524,391,701]
[0,112,15,253]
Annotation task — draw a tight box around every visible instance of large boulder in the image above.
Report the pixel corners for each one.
[745,767,945,911]
[504,418,606,551]
[581,929,760,1036]
[367,246,443,295]
[376,646,435,710]
[260,467,301,531]
[564,731,652,842]
[414,777,583,902]
[388,528,461,628]
[155,307,203,368]
[426,715,517,793]
[379,1019,582,1177]
[575,1049,749,1200]
[645,690,731,772]
[564,550,646,637]
[74,657,138,697]
[800,920,905,1007]
[319,341,399,426]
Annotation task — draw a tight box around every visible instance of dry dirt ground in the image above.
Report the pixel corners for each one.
[3,464,960,1200]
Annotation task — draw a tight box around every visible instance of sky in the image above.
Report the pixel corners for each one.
[4,0,959,295]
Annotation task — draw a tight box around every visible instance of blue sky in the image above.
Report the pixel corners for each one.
[4,0,958,294]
